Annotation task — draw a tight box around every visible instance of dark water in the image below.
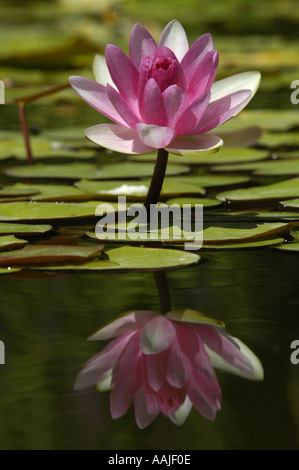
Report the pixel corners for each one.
[0,248,298,450]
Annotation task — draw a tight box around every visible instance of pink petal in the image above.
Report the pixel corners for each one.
[85,123,153,154]
[166,340,190,388]
[162,85,189,128]
[134,387,160,428]
[129,24,157,70]
[139,78,167,126]
[105,44,140,112]
[193,89,252,134]
[140,316,177,354]
[110,332,142,418]
[187,50,218,102]
[188,370,221,421]
[107,84,141,128]
[69,76,127,127]
[174,91,211,135]
[181,33,214,86]
[165,133,223,156]
[158,20,189,62]
[191,367,222,410]
[155,383,186,416]
[144,350,169,392]
[74,332,134,390]
[137,123,176,149]
[89,310,159,341]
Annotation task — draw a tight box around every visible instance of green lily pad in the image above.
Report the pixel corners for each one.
[201,237,285,250]
[166,197,222,209]
[34,246,200,272]
[130,148,268,165]
[0,201,110,222]
[5,163,97,180]
[279,198,299,210]
[0,222,52,235]
[5,161,189,181]
[217,177,299,203]
[0,244,104,266]
[0,235,28,252]
[75,178,206,199]
[218,110,299,132]
[165,174,251,188]
[212,159,299,176]
[274,242,299,252]
[166,309,225,327]
[11,183,89,202]
[201,222,288,244]
[258,132,299,148]
[0,186,40,198]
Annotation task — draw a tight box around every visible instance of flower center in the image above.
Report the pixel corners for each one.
[155,57,171,71]
[149,54,185,93]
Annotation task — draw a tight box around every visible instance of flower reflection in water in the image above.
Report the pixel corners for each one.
[75,309,263,428]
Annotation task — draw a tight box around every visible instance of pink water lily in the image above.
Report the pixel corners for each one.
[75,309,263,428]
[69,20,261,156]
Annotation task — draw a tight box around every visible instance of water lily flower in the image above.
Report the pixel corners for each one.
[69,20,260,156]
[75,309,263,428]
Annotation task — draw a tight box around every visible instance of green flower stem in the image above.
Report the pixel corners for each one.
[154,271,172,314]
[19,102,33,165]
[144,147,169,212]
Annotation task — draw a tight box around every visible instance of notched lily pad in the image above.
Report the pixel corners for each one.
[0,235,28,252]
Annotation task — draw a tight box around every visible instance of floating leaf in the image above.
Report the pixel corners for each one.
[75,178,206,198]
[5,163,97,180]
[201,222,288,244]
[279,198,299,210]
[166,197,222,209]
[0,244,104,266]
[12,183,89,202]
[0,222,52,235]
[258,132,299,148]
[130,148,268,165]
[165,174,251,189]
[201,237,285,250]
[0,186,40,198]
[0,201,108,222]
[212,159,299,176]
[217,177,299,203]
[34,246,200,271]
[0,235,28,252]
[218,110,299,132]
[274,242,299,253]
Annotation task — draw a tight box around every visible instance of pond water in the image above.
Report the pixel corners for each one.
[0,245,298,449]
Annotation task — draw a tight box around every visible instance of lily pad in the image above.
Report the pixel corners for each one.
[12,183,89,202]
[218,110,299,132]
[212,159,299,176]
[5,161,189,181]
[5,163,97,180]
[0,235,28,252]
[201,237,285,250]
[0,222,52,235]
[0,201,108,222]
[274,242,299,253]
[130,148,268,165]
[166,197,222,209]
[201,222,288,244]
[0,244,104,266]
[165,174,251,188]
[279,198,299,210]
[34,246,200,272]
[217,177,299,203]
[0,186,40,198]
[258,132,299,148]
[75,179,206,198]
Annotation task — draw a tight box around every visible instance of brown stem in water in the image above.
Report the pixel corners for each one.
[18,102,33,165]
